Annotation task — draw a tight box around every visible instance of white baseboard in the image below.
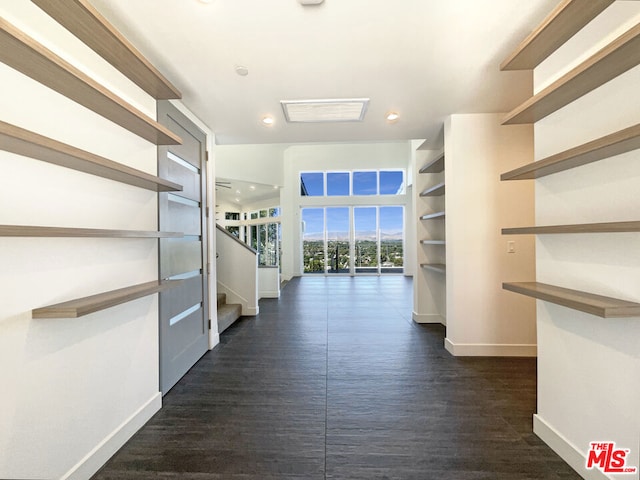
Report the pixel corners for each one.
[244,306,259,316]
[259,291,280,299]
[62,392,162,480]
[208,331,220,350]
[412,312,445,325]
[533,415,611,480]
[444,338,537,357]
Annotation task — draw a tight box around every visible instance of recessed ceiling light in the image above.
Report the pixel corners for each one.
[235,198,240,202]
[235,190,241,194]
[198,0,213,3]
[262,116,274,126]
[235,65,249,76]
[386,112,400,122]
[249,185,256,190]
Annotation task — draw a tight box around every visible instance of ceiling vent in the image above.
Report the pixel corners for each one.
[281,98,369,123]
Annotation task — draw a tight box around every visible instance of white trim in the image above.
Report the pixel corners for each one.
[61,392,162,480]
[259,291,280,299]
[412,312,445,325]
[533,415,611,480]
[208,332,219,350]
[444,338,537,357]
[244,306,259,315]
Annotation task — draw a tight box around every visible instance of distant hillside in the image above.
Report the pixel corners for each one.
[304,230,403,241]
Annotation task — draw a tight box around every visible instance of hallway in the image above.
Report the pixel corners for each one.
[93,277,579,479]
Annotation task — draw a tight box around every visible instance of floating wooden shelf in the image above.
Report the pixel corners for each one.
[419,154,445,174]
[0,121,182,192]
[420,240,446,245]
[503,282,640,318]
[501,123,640,180]
[0,225,182,238]
[32,0,181,100]
[420,182,445,197]
[32,279,181,319]
[503,22,640,125]
[500,0,614,71]
[502,221,640,235]
[421,264,446,274]
[0,18,181,145]
[420,211,446,220]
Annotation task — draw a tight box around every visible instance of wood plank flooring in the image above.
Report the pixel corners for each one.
[92,276,580,480]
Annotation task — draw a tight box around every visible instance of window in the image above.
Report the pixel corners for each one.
[326,207,350,273]
[379,206,404,273]
[327,172,350,196]
[225,226,240,237]
[225,212,240,220]
[300,172,324,196]
[300,170,405,197]
[352,171,378,195]
[302,208,325,273]
[380,170,404,195]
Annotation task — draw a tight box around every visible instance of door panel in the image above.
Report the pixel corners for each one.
[167,154,201,202]
[157,101,208,395]
[162,239,203,278]
[167,197,201,235]
[162,274,203,319]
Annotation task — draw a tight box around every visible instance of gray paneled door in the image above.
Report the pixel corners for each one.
[157,101,209,395]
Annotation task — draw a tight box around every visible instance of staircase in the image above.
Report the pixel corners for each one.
[217,293,242,334]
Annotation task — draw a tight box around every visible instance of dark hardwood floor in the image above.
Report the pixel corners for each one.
[92,276,580,480]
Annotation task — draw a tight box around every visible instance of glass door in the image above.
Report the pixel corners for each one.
[380,206,404,274]
[326,207,350,274]
[354,207,378,274]
[302,208,325,274]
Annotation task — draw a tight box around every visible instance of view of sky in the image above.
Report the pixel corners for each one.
[301,170,404,196]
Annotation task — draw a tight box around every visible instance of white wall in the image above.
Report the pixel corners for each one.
[215,143,286,186]
[0,3,161,479]
[443,114,536,356]
[280,142,412,280]
[532,4,640,478]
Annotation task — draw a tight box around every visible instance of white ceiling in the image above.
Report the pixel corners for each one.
[91,0,559,146]
[216,177,280,207]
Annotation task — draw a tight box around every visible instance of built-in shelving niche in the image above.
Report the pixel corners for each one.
[500,0,640,320]
[420,264,446,274]
[420,211,446,221]
[419,182,445,197]
[419,153,445,174]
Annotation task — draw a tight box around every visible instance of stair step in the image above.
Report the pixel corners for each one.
[217,303,242,334]
[216,293,226,308]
